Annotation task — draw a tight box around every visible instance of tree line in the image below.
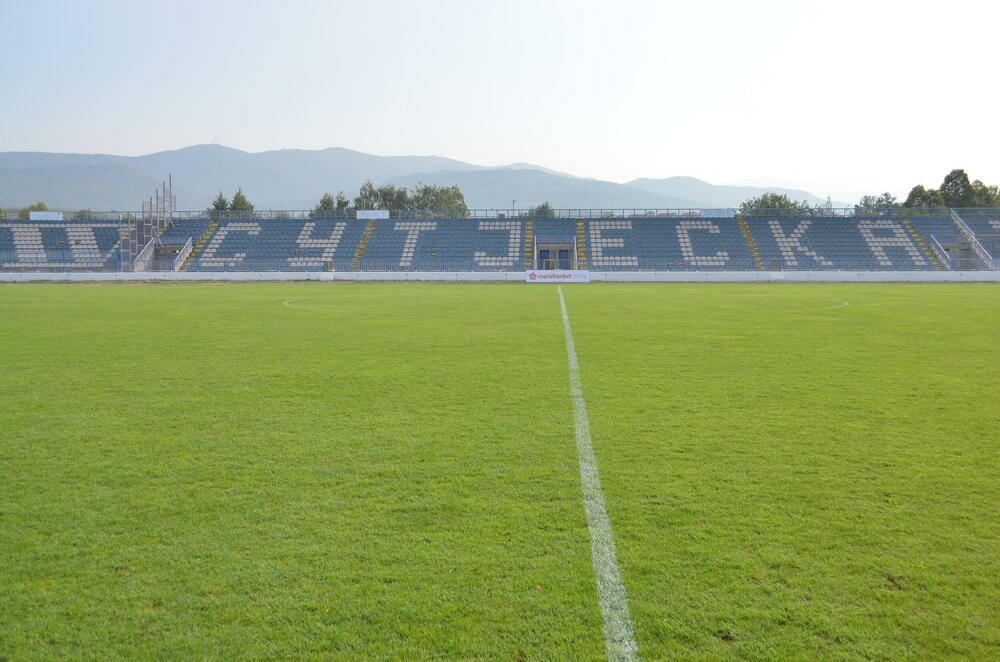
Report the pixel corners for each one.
[9,202,96,220]
[11,168,999,220]
[205,181,471,218]
[855,169,1000,212]
[899,169,999,208]
[218,168,999,220]
[855,168,1000,211]
[312,181,469,217]
[208,188,255,217]
[737,169,1000,215]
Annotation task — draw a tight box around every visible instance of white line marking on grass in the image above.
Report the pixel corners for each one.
[791,299,849,312]
[697,294,850,314]
[558,285,641,662]
[282,298,348,312]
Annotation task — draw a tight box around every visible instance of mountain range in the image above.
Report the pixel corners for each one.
[0,144,838,211]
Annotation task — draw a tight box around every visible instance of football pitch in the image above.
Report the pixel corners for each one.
[1,282,998,661]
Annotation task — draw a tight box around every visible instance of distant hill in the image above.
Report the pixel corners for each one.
[625,176,834,208]
[0,163,164,211]
[0,145,832,211]
[384,169,699,209]
[0,145,482,210]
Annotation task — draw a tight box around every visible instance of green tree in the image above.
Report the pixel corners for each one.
[901,170,1000,208]
[229,188,254,213]
[312,192,338,218]
[378,184,408,210]
[736,193,811,216]
[903,185,945,208]
[18,201,49,220]
[74,209,94,220]
[351,181,470,214]
[353,181,380,210]
[335,192,350,210]
[209,192,228,219]
[969,179,1000,207]
[529,202,555,218]
[353,181,409,210]
[855,193,898,215]
[939,169,975,207]
[408,184,469,216]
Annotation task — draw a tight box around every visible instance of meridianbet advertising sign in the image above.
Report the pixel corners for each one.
[525,270,590,283]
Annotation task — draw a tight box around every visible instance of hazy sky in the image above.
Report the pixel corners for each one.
[2,0,998,200]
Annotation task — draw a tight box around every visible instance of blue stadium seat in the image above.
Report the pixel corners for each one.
[0,219,125,271]
[193,218,368,271]
[585,217,753,270]
[5,210,996,273]
[362,218,524,271]
[747,216,935,270]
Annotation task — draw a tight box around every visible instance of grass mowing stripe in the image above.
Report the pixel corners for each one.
[559,285,641,662]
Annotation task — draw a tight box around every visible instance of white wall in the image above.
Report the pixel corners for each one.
[589,270,1000,282]
[2,270,999,282]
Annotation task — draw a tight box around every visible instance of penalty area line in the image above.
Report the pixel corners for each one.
[558,285,641,662]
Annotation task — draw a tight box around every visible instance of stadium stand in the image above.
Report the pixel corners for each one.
[360,218,526,271]
[586,217,754,270]
[135,217,210,271]
[962,216,1000,235]
[952,210,1000,252]
[746,216,938,270]
[533,218,580,270]
[160,217,212,246]
[358,218,537,271]
[2,209,999,273]
[191,218,368,271]
[902,213,971,269]
[0,220,124,270]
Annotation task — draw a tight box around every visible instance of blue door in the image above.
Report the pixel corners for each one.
[558,249,570,269]
[538,249,550,269]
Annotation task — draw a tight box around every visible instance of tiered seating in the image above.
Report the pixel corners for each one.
[952,209,1000,231]
[585,217,754,270]
[953,210,1000,253]
[747,217,935,270]
[135,217,213,271]
[533,218,579,269]
[0,221,125,271]
[970,222,1000,259]
[908,214,962,244]
[6,211,999,273]
[192,218,369,271]
[965,217,1000,235]
[362,218,524,271]
[954,212,1000,266]
[903,214,973,269]
[161,218,211,246]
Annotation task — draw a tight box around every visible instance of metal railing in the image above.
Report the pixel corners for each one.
[4,206,1000,222]
[163,207,962,220]
[928,235,953,269]
[172,237,193,272]
[950,207,1000,218]
[949,209,994,269]
[132,238,157,272]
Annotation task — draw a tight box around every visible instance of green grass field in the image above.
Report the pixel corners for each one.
[1,283,998,661]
